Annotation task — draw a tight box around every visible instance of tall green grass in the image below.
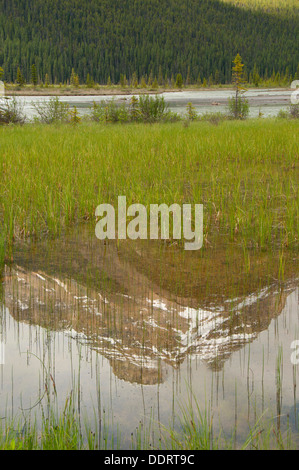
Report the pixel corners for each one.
[1,394,296,450]
[0,119,298,255]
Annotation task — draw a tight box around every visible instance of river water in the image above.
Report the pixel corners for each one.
[13,88,294,121]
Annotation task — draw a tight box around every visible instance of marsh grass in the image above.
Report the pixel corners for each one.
[0,373,120,450]
[0,119,298,256]
[0,394,84,450]
[1,393,296,450]
[131,395,297,451]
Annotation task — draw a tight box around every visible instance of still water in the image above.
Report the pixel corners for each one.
[14,88,294,121]
[0,225,298,448]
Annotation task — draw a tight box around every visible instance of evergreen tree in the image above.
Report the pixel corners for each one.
[44,73,50,87]
[275,72,281,84]
[284,67,290,85]
[152,77,158,89]
[120,74,126,87]
[140,76,147,88]
[252,64,260,87]
[186,102,197,120]
[86,73,94,88]
[232,54,245,91]
[186,66,190,85]
[69,106,81,125]
[175,73,183,88]
[131,72,138,88]
[16,67,25,86]
[158,66,163,86]
[70,69,80,87]
[70,69,76,86]
[147,71,153,87]
[31,64,38,86]
[229,53,248,119]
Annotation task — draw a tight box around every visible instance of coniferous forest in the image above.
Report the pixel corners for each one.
[0,0,298,85]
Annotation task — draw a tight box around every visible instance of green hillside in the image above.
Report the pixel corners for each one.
[0,0,298,85]
[222,0,298,12]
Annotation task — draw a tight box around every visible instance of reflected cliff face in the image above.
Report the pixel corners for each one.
[3,225,298,385]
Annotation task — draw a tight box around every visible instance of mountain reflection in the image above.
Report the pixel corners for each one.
[3,228,298,385]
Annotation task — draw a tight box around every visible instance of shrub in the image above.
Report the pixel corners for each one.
[69,106,81,125]
[129,96,141,121]
[33,97,70,124]
[104,99,129,123]
[228,96,249,120]
[0,97,25,125]
[198,111,227,125]
[277,104,299,120]
[137,95,170,122]
[88,95,179,124]
[186,102,197,121]
[89,101,105,122]
[277,109,290,119]
[290,104,299,119]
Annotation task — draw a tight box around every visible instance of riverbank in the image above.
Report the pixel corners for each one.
[4,83,292,97]
[6,85,170,96]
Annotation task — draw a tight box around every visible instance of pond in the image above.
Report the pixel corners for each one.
[0,224,298,448]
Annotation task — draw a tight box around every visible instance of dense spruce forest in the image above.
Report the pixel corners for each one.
[0,0,298,85]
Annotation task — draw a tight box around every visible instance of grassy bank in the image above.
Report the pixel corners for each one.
[0,119,298,260]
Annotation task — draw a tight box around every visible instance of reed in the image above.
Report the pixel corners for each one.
[1,397,296,450]
[0,119,297,256]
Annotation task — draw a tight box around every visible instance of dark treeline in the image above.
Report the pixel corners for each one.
[0,0,298,85]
